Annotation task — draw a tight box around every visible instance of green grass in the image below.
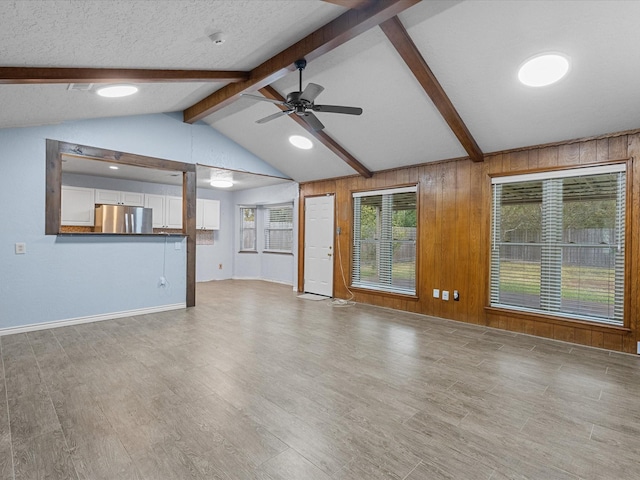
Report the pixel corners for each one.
[359,261,415,281]
[498,261,614,303]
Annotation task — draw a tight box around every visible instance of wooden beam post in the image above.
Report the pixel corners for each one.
[183,0,420,123]
[380,16,484,162]
[0,67,249,84]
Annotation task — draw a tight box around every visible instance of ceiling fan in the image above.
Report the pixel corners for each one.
[241,59,363,131]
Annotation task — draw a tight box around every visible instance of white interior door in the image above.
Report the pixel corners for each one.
[304,195,335,297]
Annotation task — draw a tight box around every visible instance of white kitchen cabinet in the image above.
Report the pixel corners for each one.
[144,194,166,228]
[144,194,182,229]
[165,196,183,229]
[196,199,220,230]
[61,186,95,226]
[95,189,144,206]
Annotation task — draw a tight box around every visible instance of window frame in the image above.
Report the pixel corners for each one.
[351,185,418,297]
[488,161,631,328]
[239,206,257,253]
[263,203,294,254]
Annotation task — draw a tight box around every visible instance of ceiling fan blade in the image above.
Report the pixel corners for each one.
[256,110,293,124]
[241,93,286,105]
[301,111,325,131]
[313,104,363,115]
[300,83,324,103]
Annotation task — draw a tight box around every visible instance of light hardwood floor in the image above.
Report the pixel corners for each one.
[2,280,640,479]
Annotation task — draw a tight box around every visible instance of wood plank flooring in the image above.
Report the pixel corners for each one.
[2,279,640,479]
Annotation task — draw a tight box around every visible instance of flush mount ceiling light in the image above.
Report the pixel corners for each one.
[210,179,233,188]
[109,165,119,170]
[96,85,139,98]
[289,135,313,150]
[518,53,570,87]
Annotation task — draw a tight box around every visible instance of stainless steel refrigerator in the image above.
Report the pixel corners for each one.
[94,205,153,233]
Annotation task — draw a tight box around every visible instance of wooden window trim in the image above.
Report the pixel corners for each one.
[349,286,419,302]
[484,306,632,334]
[487,157,633,330]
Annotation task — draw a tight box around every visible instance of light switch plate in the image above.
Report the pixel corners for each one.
[442,290,449,301]
[15,242,26,254]
[433,289,440,299]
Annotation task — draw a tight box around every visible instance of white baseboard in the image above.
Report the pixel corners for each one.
[0,303,186,337]
[231,276,293,287]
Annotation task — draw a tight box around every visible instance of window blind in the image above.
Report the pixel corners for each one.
[264,204,293,252]
[490,165,626,325]
[352,186,417,295]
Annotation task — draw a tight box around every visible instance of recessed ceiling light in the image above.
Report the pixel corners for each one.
[518,53,570,87]
[210,179,233,188]
[109,165,119,170]
[96,85,139,98]
[289,135,313,150]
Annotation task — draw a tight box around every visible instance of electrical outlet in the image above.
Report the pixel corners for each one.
[433,289,440,299]
[159,276,166,286]
[15,243,26,254]
[442,290,449,301]
[218,264,223,270]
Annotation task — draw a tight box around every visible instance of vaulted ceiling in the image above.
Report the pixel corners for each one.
[2,0,639,183]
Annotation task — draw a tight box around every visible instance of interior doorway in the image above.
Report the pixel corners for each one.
[303,195,335,297]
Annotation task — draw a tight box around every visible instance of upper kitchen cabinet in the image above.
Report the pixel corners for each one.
[144,194,182,229]
[61,186,95,226]
[197,199,220,230]
[95,189,144,207]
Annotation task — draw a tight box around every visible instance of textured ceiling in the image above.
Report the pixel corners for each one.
[1,0,640,184]
[0,0,344,70]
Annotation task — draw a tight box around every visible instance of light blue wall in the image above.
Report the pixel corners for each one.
[62,173,236,282]
[0,113,287,331]
[196,187,235,282]
[232,182,299,288]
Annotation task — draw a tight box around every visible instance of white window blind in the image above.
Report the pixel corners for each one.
[352,186,417,295]
[239,207,256,252]
[490,165,626,325]
[264,204,293,252]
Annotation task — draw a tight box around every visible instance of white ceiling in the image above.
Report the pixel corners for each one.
[2,0,640,183]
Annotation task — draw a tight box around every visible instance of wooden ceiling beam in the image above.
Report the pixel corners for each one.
[0,67,249,84]
[183,0,420,124]
[322,0,376,9]
[260,86,373,178]
[380,16,484,162]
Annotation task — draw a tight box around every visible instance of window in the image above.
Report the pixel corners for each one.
[239,207,256,252]
[352,186,417,295]
[264,204,293,253]
[490,164,626,326]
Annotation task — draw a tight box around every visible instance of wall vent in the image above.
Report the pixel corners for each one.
[67,83,93,91]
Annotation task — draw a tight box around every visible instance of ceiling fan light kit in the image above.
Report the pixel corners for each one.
[241,58,363,131]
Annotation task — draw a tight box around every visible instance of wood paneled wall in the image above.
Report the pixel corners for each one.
[299,132,640,353]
